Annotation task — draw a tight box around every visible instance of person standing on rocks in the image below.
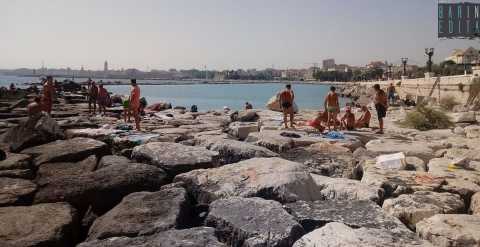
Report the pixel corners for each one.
[324,86,340,131]
[97,84,109,115]
[373,84,388,134]
[88,80,99,115]
[129,79,141,131]
[279,84,295,129]
[387,83,396,105]
[42,76,55,114]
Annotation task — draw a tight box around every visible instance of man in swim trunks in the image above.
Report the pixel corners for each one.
[88,80,98,115]
[373,84,388,134]
[340,106,355,130]
[42,76,55,114]
[129,79,141,131]
[324,86,340,131]
[97,84,109,116]
[278,84,295,128]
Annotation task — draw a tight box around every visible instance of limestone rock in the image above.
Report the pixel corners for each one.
[174,157,321,204]
[366,138,435,162]
[0,169,33,179]
[0,177,37,206]
[21,137,109,166]
[444,148,480,161]
[0,153,31,171]
[78,227,225,247]
[471,192,480,215]
[285,200,412,235]
[231,110,259,122]
[97,155,132,169]
[453,126,465,135]
[206,197,304,247]
[34,163,168,213]
[35,155,97,185]
[450,111,477,124]
[1,112,64,152]
[132,142,219,176]
[416,214,480,247]
[427,158,480,199]
[202,138,278,165]
[405,156,427,171]
[151,127,193,142]
[87,187,191,240]
[228,121,259,140]
[293,222,430,247]
[65,128,123,140]
[311,174,383,203]
[464,125,480,138]
[382,191,464,229]
[0,203,78,247]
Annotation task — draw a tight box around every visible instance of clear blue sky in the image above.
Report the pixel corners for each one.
[1,0,479,70]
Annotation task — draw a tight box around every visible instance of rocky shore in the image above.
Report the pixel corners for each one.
[0,90,480,247]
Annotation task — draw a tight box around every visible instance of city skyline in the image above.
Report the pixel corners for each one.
[2,0,480,70]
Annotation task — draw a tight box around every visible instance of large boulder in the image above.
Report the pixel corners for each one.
[78,227,225,247]
[245,130,322,153]
[87,186,191,240]
[464,125,480,138]
[34,163,168,213]
[0,203,78,247]
[206,197,304,247]
[0,113,64,152]
[427,158,480,199]
[0,153,33,179]
[471,192,480,215]
[365,138,435,162]
[0,177,37,206]
[21,137,109,166]
[311,174,384,203]
[97,155,132,169]
[228,122,259,140]
[132,142,219,176]
[416,214,480,247]
[361,166,445,198]
[383,191,464,230]
[285,200,412,234]
[35,155,97,185]
[174,157,321,204]
[65,128,123,140]
[450,111,477,124]
[151,128,193,142]
[230,110,259,122]
[201,138,278,165]
[293,222,430,247]
[444,148,480,161]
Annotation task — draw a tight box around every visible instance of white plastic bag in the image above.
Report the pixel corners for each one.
[376,152,406,170]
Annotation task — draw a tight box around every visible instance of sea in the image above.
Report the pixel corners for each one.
[0,74,346,110]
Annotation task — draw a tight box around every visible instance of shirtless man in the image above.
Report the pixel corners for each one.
[278,84,295,128]
[129,79,141,131]
[42,76,55,114]
[340,106,355,130]
[27,96,42,117]
[97,84,109,115]
[373,84,388,134]
[88,81,98,115]
[355,106,371,128]
[324,86,340,130]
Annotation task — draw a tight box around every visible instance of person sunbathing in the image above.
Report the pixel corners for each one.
[355,106,371,128]
[307,111,328,132]
[340,107,355,130]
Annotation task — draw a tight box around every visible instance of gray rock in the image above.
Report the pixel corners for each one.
[285,200,411,234]
[450,111,477,124]
[416,214,480,247]
[383,191,464,230]
[97,155,132,169]
[35,155,97,185]
[0,153,31,171]
[464,125,480,138]
[65,128,123,140]
[132,142,219,176]
[87,186,191,240]
[0,202,78,247]
[311,174,383,203]
[444,148,480,161]
[174,157,321,204]
[231,110,259,122]
[365,138,435,162]
[202,138,278,165]
[245,130,311,153]
[34,163,168,213]
[0,177,37,206]
[151,127,193,142]
[206,197,304,247]
[453,126,465,135]
[471,192,480,215]
[293,222,431,247]
[405,156,426,171]
[0,169,34,179]
[78,227,225,247]
[1,112,64,152]
[228,121,260,140]
[21,137,109,166]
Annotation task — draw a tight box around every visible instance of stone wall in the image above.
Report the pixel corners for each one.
[359,74,477,105]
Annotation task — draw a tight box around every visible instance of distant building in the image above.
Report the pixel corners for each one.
[322,59,336,70]
[445,47,480,64]
[214,71,227,81]
[335,64,350,72]
[104,61,109,72]
[366,61,386,69]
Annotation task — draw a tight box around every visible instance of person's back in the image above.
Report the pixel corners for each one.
[279,89,293,105]
[279,84,295,128]
[90,83,98,97]
[27,97,42,117]
[130,85,140,107]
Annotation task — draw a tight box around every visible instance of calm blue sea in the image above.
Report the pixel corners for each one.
[0,74,345,110]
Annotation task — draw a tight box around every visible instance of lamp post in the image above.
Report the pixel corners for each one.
[401,57,408,76]
[425,48,434,73]
[388,63,393,80]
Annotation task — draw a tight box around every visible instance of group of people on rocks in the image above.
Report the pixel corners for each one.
[26,76,55,116]
[278,83,389,134]
[86,79,111,116]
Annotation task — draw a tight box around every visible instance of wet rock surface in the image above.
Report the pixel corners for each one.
[206,197,304,247]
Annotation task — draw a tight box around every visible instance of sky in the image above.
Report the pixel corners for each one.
[1,0,480,71]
